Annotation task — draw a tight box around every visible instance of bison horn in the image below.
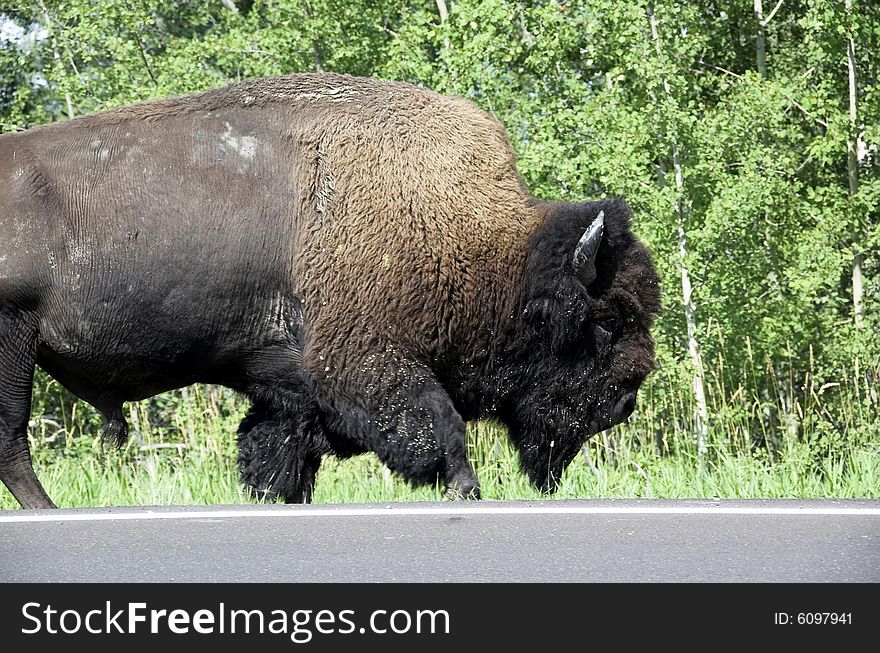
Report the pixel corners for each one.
[573,211,604,286]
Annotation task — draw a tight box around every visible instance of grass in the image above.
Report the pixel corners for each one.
[1,365,877,509]
[2,338,879,509]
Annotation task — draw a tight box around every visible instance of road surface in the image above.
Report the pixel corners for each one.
[1,499,878,582]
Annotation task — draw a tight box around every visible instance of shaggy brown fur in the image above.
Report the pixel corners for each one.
[39,72,538,379]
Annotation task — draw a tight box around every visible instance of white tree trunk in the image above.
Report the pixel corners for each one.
[846,0,864,325]
[39,3,75,119]
[435,0,450,23]
[754,0,766,76]
[648,3,710,462]
[435,0,451,53]
[754,0,785,76]
[677,208,709,461]
[302,1,324,72]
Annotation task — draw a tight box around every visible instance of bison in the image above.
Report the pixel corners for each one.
[0,73,661,509]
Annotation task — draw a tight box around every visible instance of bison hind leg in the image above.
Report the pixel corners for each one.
[0,310,56,508]
[237,399,330,504]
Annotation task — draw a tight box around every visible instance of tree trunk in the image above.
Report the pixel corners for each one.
[754,0,766,76]
[846,0,864,325]
[303,1,324,72]
[435,0,451,53]
[39,3,75,120]
[435,0,450,23]
[648,2,710,464]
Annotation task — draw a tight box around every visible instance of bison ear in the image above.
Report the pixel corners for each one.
[572,211,604,286]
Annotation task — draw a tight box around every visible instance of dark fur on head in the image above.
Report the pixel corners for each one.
[489,197,661,491]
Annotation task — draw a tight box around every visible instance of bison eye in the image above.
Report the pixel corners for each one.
[592,306,617,322]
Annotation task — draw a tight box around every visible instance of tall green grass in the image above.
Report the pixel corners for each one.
[1,348,877,509]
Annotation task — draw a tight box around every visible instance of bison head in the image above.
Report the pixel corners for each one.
[494,197,661,492]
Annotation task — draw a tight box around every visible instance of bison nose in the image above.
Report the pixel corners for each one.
[612,392,637,424]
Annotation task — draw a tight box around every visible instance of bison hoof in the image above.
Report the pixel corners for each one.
[442,479,481,501]
[100,418,129,448]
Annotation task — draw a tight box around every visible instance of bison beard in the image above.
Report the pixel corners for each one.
[0,73,660,508]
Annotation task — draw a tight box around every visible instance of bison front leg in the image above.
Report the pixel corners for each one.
[237,396,330,504]
[434,398,481,501]
[316,358,480,500]
[0,310,56,509]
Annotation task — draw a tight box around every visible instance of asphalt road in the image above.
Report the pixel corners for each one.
[1,500,878,582]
